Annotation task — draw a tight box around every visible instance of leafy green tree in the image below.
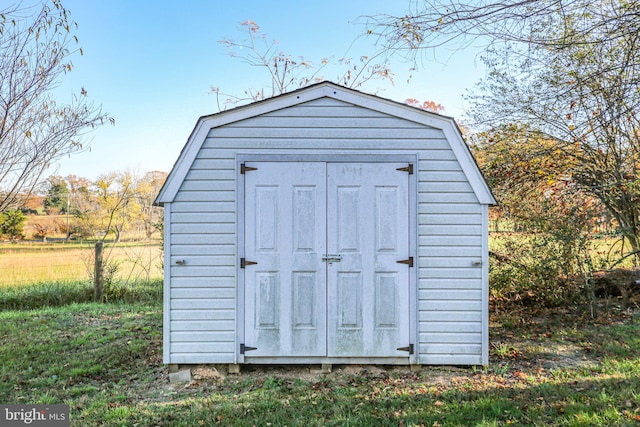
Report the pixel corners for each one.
[0,210,27,240]
[43,176,70,214]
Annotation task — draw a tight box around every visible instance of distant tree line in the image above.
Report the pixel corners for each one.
[0,170,166,243]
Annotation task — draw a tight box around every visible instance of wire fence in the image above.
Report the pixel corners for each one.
[0,243,163,286]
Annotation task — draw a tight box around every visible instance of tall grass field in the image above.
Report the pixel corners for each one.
[0,242,163,286]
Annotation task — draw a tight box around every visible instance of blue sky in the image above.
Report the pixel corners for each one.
[49,0,485,179]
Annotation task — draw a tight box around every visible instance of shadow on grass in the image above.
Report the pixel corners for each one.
[106,367,639,427]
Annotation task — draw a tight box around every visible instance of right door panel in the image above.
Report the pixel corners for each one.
[326,163,410,357]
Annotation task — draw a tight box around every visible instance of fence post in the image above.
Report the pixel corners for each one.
[94,241,104,302]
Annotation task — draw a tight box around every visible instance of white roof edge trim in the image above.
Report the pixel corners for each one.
[155,117,211,204]
[441,124,497,205]
[156,82,496,205]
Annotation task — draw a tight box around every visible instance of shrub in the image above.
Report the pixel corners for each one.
[489,232,584,308]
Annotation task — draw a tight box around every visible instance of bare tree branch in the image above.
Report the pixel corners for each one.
[364,0,640,60]
[212,21,395,110]
[0,0,113,212]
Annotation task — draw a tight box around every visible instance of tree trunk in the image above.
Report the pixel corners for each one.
[94,241,104,302]
[625,233,640,266]
[114,226,122,244]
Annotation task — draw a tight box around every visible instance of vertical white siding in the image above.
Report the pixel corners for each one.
[167,97,487,365]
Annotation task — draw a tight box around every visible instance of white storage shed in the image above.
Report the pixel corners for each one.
[156,81,496,367]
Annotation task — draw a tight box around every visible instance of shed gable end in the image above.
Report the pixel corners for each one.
[156,82,495,206]
[202,98,448,152]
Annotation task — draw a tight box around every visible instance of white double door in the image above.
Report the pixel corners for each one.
[244,162,410,358]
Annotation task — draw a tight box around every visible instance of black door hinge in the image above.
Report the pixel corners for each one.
[397,344,414,354]
[240,344,258,354]
[397,257,414,267]
[240,258,257,268]
[241,164,258,174]
[396,164,414,174]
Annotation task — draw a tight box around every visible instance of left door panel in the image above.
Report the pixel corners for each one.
[244,162,327,357]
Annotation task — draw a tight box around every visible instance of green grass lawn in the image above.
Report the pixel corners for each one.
[1,283,639,426]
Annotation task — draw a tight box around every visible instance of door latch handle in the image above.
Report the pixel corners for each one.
[322,254,342,264]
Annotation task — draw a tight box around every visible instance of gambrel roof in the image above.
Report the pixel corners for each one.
[156,81,496,205]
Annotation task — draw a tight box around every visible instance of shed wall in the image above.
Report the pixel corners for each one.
[166,97,486,365]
